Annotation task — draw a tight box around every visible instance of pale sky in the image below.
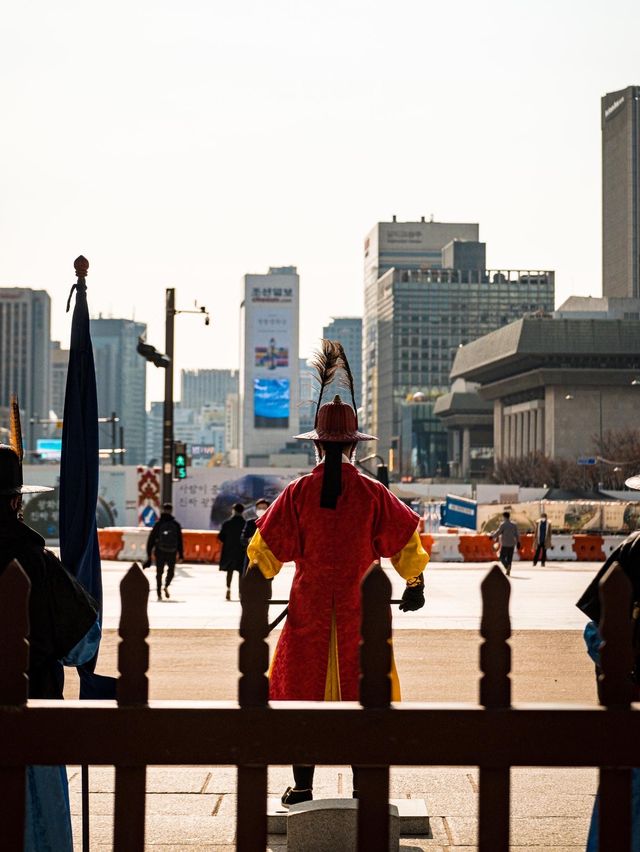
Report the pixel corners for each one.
[2,0,639,404]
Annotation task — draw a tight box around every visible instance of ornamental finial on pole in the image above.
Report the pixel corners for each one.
[74,255,89,278]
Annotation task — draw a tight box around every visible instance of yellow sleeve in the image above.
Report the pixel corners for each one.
[246,529,283,579]
[390,530,429,585]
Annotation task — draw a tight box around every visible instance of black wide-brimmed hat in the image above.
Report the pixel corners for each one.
[0,445,53,495]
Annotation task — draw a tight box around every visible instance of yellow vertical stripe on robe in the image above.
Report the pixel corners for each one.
[324,604,401,701]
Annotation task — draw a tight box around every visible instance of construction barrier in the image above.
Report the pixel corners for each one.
[97,527,628,564]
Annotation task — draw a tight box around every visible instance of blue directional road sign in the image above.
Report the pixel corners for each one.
[577,457,597,466]
[141,505,159,527]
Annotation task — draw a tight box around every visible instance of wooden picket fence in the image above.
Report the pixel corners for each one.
[0,559,639,851]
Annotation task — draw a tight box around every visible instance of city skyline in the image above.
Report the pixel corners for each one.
[2,1,639,407]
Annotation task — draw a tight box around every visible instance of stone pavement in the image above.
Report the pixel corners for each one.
[65,561,600,849]
[69,764,596,850]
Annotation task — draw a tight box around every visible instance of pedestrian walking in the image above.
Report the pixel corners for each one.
[145,503,184,601]
[218,503,246,600]
[246,340,429,806]
[532,512,552,566]
[240,498,270,573]
[491,510,520,576]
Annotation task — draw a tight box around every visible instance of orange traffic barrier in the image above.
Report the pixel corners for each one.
[518,533,535,562]
[182,531,221,564]
[419,534,434,555]
[97,528,124,560]
[572,534,605,562]
[458,534,497,562]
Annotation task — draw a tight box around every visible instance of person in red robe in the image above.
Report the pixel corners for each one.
[247,341,429,806]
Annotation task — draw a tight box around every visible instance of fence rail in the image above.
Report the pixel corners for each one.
[0,559,638,851]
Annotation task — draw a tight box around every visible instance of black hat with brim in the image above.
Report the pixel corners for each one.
[0,445,53,496]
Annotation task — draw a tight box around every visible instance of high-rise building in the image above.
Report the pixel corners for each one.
[91,318,147,465]
[363,218,480,438]
[50,341,69,419]
[322,317,363,409]
[180,368,239,409]
[363,234,555,475]
[0,288,51,452]
[602,85,640,298]
[239,267,300,466]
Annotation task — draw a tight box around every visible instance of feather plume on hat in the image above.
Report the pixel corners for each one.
[9,395,23,463]
[310,339,342,426]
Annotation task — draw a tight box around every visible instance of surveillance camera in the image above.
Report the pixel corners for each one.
[205,316,210,326]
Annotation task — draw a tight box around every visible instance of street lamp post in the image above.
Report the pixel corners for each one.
[162,288,175,505]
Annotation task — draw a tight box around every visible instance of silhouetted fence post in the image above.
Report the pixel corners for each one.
[237,567,270,852]
[598,562,634,851]
[358,561,392,852]
[478,564,511,852]
[114,563,149,852]
[0,560,30,851]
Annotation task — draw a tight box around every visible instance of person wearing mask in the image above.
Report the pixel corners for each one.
[532,512,552,567]
[145,503,184,601]
[240,499,270,573]
[0,444,99,851]
[218,503,246,600]
[246,341,429,807]
[491,510,520,576]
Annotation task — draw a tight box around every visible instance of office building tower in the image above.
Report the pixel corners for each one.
[602,85,640,298]
[0,288,51,452]
[239,267,300,466]
[363,218,480,437]
[363,231,555,473]
[322,317,363,408]
[50,341,69,419]
[91,318,147,465]
[181,368,239,409]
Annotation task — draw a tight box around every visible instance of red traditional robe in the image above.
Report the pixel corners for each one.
[248,462,428,701]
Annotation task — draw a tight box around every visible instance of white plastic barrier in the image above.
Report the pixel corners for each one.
[545,535,577,561]
[429,534,464,562]
[119,528,149,562]
[602,535,626,559]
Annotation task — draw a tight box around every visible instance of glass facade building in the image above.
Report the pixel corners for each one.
[368,267,555,476]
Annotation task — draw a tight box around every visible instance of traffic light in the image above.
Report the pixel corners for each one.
[173,441,187,479]
[136,336,171,368]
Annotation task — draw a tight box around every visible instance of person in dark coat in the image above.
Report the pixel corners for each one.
[240,499,270,573]
[145,503,184,601]
[576,524,640,850]
[0,444,99,851]
[218,502,245,600]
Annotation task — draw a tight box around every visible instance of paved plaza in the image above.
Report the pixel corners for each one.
[66,559,603,850]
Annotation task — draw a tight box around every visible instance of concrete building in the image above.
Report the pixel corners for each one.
[50,341,69,420]
[298,357,315,435]
[91,318,147,465]
[555,295,640,320]
[450,316,640,463]
[180,369,238,409]
[0,288,51,452]
[322,317,363,408]
[239,267,300,466]
[364,261,555,475]
[433,382,494,480]
[363,218,479,439]
[602,86,640,299]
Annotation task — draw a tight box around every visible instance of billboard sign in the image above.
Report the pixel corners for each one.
[441,494,478,530]
[36,438,62,461]
[254,378,290,428]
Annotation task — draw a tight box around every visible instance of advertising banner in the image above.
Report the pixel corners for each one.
[477,500,640,535]
[253,377,290,428]
[441,494,477,530]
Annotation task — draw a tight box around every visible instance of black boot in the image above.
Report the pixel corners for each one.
[281,786,313,807]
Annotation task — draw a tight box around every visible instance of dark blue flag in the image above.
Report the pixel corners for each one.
[60,256,116,699]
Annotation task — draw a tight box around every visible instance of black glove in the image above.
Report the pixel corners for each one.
[399,582,425,612]
[142,559,151,570]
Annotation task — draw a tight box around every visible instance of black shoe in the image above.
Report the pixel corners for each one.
[157,591,162,601]
[281,787,313,807]
[164,586,170,599]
